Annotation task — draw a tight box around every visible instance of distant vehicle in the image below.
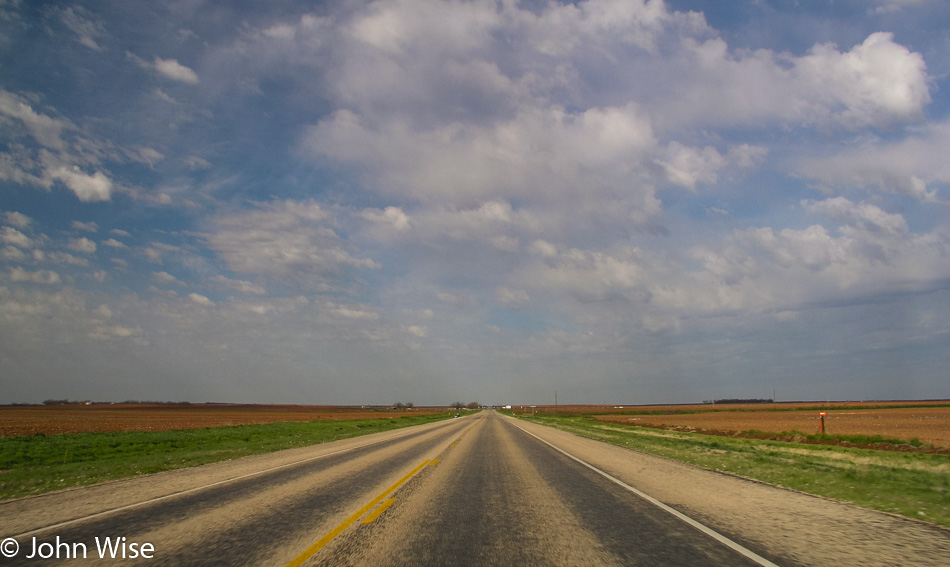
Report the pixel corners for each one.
[452,414,461,418]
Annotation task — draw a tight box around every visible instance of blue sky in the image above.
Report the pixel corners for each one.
[1,0,948,405]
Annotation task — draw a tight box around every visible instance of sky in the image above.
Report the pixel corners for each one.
[1,0,949,406]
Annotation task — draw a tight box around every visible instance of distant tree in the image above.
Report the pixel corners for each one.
[394,402,406,409]
[405,402,414,408]
[451,401,464,409]
[466,402,480,409]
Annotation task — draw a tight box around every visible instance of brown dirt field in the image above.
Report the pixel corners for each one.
[595,406,950,448]
[0,404,448,437]
[523,399,950,414]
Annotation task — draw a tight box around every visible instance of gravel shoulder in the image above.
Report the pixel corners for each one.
[0,417,458,537]
[508,414,950,567]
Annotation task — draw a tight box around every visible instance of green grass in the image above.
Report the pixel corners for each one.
[519,413,950,528]
[0,412,455,501]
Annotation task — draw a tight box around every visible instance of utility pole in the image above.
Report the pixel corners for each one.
[555,390,558,414]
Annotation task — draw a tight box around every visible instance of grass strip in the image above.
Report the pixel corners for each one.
[0,412,455,502]
[519,413,950,528]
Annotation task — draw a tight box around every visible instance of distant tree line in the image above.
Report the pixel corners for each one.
[42,399,193,405]
[451,401,481,409]
[705,398,774,405]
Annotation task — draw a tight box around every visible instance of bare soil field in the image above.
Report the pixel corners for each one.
[595,406,950,448]
[0,404,447,437]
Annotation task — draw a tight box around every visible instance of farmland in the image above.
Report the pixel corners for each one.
[514,400,950,449]
[0,403,448,437]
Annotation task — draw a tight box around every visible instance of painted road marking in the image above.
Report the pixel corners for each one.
[284,460,431,567]
[507,419,782,567]
[10,422,461,540]
[362,498,396,524]
[429,458,440,466]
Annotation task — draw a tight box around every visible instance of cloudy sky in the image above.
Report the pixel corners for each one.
[1,0,948,406]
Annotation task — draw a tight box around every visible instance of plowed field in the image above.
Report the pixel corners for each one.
[596,406,950,448]
[0,404,447,437]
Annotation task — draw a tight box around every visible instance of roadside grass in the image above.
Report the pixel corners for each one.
[518,413,950,528]
[0,412,455,502]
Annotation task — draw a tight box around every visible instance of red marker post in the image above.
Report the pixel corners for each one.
[818,412,826,435]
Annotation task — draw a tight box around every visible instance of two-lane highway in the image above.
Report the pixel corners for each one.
[304,410,771,566]
[4,410,949,566]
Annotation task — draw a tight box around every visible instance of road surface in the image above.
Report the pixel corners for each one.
[2,410,948,565]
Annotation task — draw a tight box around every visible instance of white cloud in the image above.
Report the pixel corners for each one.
[359,206,411,236]
[304,104,657,208]
[184,156,211,170]
[660,142,727,190]
[404,324,428,338]
[1,246,26,261]
[328,301,379,320]
[188,292,213,306]
[152,271,184,286]
[1,226,32,248]
[67,237,96,254]
[796,122,950,201]
[2,211,32,228]
[10,267,60,284]
[50,167,113,202]
[802,197,908,235]
[521,246,644,303]
[497,286,530,310]
[128,52,199,84]
[529,239,559,258]
[102,238,127,248]
[0,89,69,150]
[44,252,89,266]
[71,220,98,232]
[211,275,266,295]
[153,57,199,84]
[58,6,106,51]
[130,147,164,166]
[205,200,379,289]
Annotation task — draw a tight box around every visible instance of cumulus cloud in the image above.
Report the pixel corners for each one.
[1,226,32,248]
[211,275,266,295]
[2,211,32,228]
[153,57,199,84]
[802,197,908,235]
[0,89,69,150]
[497,286,530,310]
[49,167,113,202]
[204,200,379,289]
[102,238,126,248]
[67,237,96,254]
[796,122,950,201]
[404,324,428,338]
[188,292,213,306]
[128,52,199,84]
[9,267,60,284]
[152,271,184,286]
[71,220,98,232]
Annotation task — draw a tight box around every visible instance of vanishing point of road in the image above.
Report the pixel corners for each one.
[2,410,948,566]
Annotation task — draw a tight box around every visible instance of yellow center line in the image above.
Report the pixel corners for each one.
[429,458,440,467]
[284,459,431,567]
[361,498,396,524]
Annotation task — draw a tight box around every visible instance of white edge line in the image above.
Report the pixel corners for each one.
[11,418,458,540]
[507,418,782,567]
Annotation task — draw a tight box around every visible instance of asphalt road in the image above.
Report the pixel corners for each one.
[1,411,781,566]
[4,410,948,566]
